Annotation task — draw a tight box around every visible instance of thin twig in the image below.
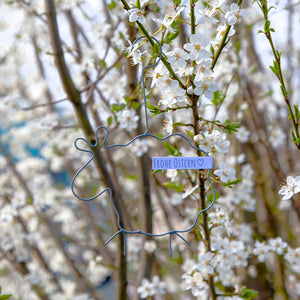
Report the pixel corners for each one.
[23,54,123,111]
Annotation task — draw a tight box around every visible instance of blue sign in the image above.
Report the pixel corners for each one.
[152,156,213,170]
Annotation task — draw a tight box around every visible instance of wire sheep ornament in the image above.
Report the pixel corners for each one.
[71,36,216,256]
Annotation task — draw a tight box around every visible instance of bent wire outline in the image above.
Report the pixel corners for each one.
[71,36,216,256]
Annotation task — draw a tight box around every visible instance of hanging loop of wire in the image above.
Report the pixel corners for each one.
[71,35,216,256]
[130,35,162,133]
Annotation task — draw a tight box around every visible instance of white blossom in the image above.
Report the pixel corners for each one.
[166,169,178,182]
[214,162,236,183]
[137,276,166,299]
[279,176,300,200]
[269,237,287,255]
[194,4,219,24]
[137,278,155,299]
[193,74,218,100]
[126,41,145,66]
[152,6,184,33]
[194,130,230,154]
[182,184,199,200]
[144,240,157,253]
[131,139,148,157]
[163,113,173,134]
[197,251,217,275]
[118,108,139,131]
[166,48,189,68]
[128,8,145,23]
[159,82,186,108]
[235,126,250,143]
[183,272,204,296]
[253,241,270,262]
[285,247,300,265]
[183,33,210,61]
[225,3,247,26]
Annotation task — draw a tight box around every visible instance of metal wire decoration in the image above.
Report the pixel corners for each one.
[71,36,216,256]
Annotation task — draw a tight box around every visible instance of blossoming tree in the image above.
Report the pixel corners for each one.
[0,0,299,299]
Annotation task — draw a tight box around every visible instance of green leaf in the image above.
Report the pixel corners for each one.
[131,101,140,110]
[173,122,183,127]
[264,90,273,97]
[291,129,296,141]
[294,104,300,120]
[111,103,126,112]
[0,295,12,300]
[152,42,161,57]
[234,41,240,53]
[276,50,282,58]
[153,169,162,174]
[124,95,132,104]
[108,1,117,10]
[264,20,270,32]
[280,85,291,98]
[240,287,259,299]
[186,130,194,139]
[173,0,182,5]
[249,64,258,74]
[207,189,220,203]
[269,65,275,73]
[212,90,224,107]
[222,178,242,188]
[118,31,125,40]
[107,116,113,126]
[223,119,241,134]
[26,197,33,205]
[99,59,106,67]
[165,31,179,44]
[210,44,215,55]
[291,130,300,145]
[163,142,179,156]
[270,60,279,75]
[163,182,184,192]
[126,173,138,180]
[268,5,277,13]
[146,102,161,116]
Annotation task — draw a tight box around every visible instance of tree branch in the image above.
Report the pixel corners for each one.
[44,1,130,298]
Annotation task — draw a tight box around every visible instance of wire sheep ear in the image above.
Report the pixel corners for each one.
[74,137,91,152]
[71,126,109,202]
[71,36,216,256]
[74,126,110,152]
